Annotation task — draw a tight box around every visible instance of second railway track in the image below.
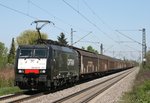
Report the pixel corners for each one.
[0,90,44,103]
[52,68,134,103]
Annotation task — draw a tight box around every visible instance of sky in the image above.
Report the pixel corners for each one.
[0,0,150,61]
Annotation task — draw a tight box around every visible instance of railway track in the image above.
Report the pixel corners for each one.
[0,68,134,103]
[0,92,24,101]
[0,90,44,103]
[52,68,134,103]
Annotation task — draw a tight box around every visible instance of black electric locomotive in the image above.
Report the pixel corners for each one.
[15,44,79,89]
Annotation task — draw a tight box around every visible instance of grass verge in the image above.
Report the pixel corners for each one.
[0,86,21,96]
[120,68,150,103]
[0,68,21,96]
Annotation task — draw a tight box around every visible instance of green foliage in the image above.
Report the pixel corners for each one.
[81,46,85,50]
[7,38,16,64]
[16,30,48,45]
[57,32,68,45]
[120,69,150,103]
[121,81,150,103]
[87,45,98,53]
[0,67,17,96]
[0,87,21,96]
[0,42,8,69]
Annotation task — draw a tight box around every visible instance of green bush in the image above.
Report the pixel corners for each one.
[121,69,150,103]
[133,80,150,102]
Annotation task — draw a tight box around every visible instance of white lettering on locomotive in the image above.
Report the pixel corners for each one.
[67,59,74,66]
[18,58,47,69]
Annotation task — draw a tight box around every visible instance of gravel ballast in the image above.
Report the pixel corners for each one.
[89,67,139,103]
[23,67,139,103]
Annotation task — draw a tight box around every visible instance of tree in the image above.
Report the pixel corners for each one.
[81,46,85,50]
[16,30,48,45]
[87,45,98,53]
[0,42,7,69]
[8,38,16,64]
[57,32,68,45]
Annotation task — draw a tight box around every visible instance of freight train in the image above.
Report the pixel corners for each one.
[14,43,134,90]
[14,20,134,90]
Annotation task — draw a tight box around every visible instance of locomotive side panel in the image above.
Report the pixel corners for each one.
[50,45,79,82]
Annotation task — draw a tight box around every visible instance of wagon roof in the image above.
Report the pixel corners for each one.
[73,46,123,61]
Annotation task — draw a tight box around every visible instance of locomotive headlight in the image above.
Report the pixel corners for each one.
[18,70,24,73]
[40,70,46,73]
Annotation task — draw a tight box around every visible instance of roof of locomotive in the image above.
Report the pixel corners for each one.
[51,44,76,53]
[18,44,76,54]
[18,44,49,49]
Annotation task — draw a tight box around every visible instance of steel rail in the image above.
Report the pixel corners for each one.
[0,90,44,103]
[0,91,24,101]
[52,68,134,103]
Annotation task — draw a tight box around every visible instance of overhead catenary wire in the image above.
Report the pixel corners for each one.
[73,31,92,45]
[82,0,127,55]
[82,0,145,53]
[29,0,72,35]
[0,1,69,32]
[79,41,100,44]
[54,25,70,35]
[82,0,138,53]
[0,1,143,61]
[0,1,72,41]
[82,0,113,31]
[116,30,143,46]
[30,0,91,33]
[106,50,141,53]
[0,1,37,20]
[62,0,116,43]
[0,0,90,45]
[27,0,30,16]
[29,0,92,41]
[82,0,124,43]
[30,0,72,27]
[3,0,112,47]
[124,44,141,52]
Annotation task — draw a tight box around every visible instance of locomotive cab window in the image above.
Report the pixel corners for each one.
[19,49,48,58]
[19,49,32,57]
[34,49,47,58]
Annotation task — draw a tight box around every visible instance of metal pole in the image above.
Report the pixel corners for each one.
[71,28,76,46]
[142,28,146,65]
[71,28,73,46]
[100,44,103,54]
